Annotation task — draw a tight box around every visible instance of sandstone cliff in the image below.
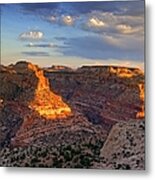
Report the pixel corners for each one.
[0,61,71,120]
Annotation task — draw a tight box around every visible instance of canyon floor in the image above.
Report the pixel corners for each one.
[0,62,145,169]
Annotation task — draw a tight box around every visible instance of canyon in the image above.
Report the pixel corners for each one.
[0,61,145,169]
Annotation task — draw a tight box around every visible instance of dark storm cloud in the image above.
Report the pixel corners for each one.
[21,51,50,57]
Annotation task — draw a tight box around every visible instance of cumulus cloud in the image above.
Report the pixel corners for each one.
[17,1,144,64]
[19,31,44,41]
[26,42,57,48]
[20,1,144,38]
[87,17,106,28]
[82,11,144,36]
[61,15,74,26]
[21,51,49,57]
[18,1,144,35]
[47,15,75,26]
[48,16,57,22]
[116,24,143,35]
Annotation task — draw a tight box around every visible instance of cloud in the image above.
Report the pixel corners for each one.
[116,24,144,35]
[61,15,74,26]
[87,17,106,28]
[19,31,44,41]
[55,37,67,41]
[47,16,57,23]
[19,3,59,14]
[18,1,144,26]
[46,11,144,38]
[81,11,144,37]
[68,1,144,16]
[26,42,57,48]
[103,35,122,47]
[17,1,144,38]
[57,1,144,16]
[57,35,144,61]
[18,1,144,17]
[13,1,145,63]
[21,51,49,57]
[46,15,75,26]
[103,33,144,50]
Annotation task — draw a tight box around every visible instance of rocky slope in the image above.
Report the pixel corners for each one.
[0,61,72,148]
[0,62,145,169]
[0,120,144,169]
[99,120,145,170]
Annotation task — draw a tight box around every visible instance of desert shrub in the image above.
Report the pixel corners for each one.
[64,150,72,161]
[40,150,47,158]
[53,157,63,168]
[115,163,131,170]
[80,155,92,168]
[30,157,40,165]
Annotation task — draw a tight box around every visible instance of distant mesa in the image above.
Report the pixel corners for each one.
[77,65,143,78]
[44,65,73,72]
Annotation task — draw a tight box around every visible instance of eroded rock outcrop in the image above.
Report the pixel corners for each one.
[0,61,71,120]
[46,65,145,124]
[99,120,145,170]
[136,83,145,119]
[26,62,72,119]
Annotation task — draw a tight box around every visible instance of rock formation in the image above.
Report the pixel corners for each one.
[44,65,73,72]
[0,62,145,169]
[136,83,145,119]
[45,65,145,124]
[0,61,72,120]
[26,63,72,119]
[99,120,145,170]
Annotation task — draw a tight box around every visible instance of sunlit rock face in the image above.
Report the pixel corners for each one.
[136,83,144,119]
[0,61,72,120]
[24,62,72,119]
[109,66,144,78]
[77,65,143,77]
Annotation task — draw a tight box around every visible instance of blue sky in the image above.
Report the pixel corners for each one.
[0,1,144,68]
